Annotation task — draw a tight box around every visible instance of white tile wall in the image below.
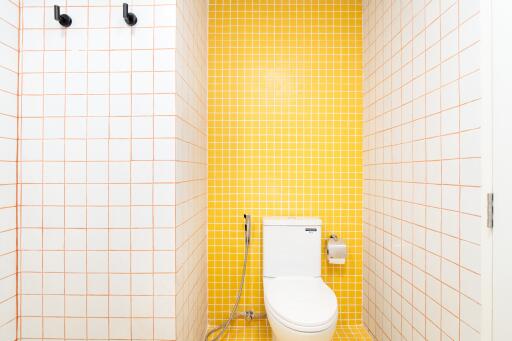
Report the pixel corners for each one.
[16,1,206,340]
[174,1,208,340]
[0,1,19,340]
[362,0,482,340]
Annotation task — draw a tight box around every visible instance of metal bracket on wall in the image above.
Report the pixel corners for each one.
[54,5,72,27]
[123,3,138,26]
[487,192,494,228]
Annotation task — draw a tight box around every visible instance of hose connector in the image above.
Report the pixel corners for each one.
[244,310,255,320]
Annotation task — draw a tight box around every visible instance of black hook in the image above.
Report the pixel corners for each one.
[123,3,137,26]
[54,5,72,27]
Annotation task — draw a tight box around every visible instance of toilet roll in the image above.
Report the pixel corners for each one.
[327,236,346,264]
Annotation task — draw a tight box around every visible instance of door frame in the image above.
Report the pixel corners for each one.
[480,0,493,340]
[479,0,512,339]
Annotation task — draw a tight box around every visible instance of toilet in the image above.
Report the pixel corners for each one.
[263,217,338,341]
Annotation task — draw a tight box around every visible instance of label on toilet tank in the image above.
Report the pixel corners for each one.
[305,227,317,232]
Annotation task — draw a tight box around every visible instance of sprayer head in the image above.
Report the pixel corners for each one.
[244,214,251,244]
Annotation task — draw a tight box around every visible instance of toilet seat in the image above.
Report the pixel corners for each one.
[264,277,338,333]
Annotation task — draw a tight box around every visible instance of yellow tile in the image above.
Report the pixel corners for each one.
[208,323,373,341]
[208,0,363,331]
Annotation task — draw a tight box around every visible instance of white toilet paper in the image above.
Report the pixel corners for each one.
[327,236,346,264]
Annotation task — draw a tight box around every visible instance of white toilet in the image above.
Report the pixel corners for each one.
[263,217,338,341]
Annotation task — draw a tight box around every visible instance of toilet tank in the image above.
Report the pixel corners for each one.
[263,217,322,278]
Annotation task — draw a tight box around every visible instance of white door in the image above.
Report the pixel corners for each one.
[491,1,512,339]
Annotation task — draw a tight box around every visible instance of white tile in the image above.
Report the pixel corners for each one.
[427,184,442,207]
[440,30,458,60]
[66,3,88,29]
[88,6,110,28]
[88,29,110,50]
[135,4,156,27]
[460,213,480,244]
[155,27,176,48]
[88,319,108,339]
[440,81,459,110]
[21,317,42,338]
[460,43,480,76]
[110,28,131,50]
[460,322,480,341]
[441,133,459,159]
[155,50,175,71]
[441,185,459,211]
[132,50,153,71]
[154,318,176,340]
[460,241,480,273]
[155,71,175,93]
[132,251,153,273]
[132,72,153,93]
[460,15,480,50]
[426,1,440,26]
[131,161,153,183]
[440,3,457,37]
[460,72,481,105]
[154,251,175,273]
[110,72,131,94]
[426,229,441,255]
[460,186,480,215]
[22,73,43,94]
[460,295,481,332]
[44,30,66,51]
[132,139,153,161]
[460,158,480,186]
[109,318,131,339]
[440,0,456,13]
[441,308,459,340]
[442,234,459,263]
[441,283,459,315]
[442,209,459,237]
[460,0,479,22]
[441,258,459,289]
[133,27,155,49]
[441,159,458,185]
[155,5,176,27]
[22,51,43,72]
[66,295,87,317]
[460,268,481,302]
[426,137,441,161]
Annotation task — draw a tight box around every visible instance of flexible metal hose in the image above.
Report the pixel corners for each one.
[205,222,250,341]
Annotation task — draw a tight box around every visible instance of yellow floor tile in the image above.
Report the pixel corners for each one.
[208,324,373,340]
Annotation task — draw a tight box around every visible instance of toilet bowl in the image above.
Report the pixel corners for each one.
[262,217,338,341]
[264,277,337,341]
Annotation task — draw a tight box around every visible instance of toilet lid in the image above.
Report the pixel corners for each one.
[264,277,338,330]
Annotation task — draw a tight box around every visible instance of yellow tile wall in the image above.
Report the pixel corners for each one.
[208,0,363,333]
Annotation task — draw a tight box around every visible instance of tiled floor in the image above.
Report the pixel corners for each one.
[212,324,373,340]
[335,325,373,340]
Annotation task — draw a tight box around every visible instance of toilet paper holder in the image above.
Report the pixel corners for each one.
[326,234,346,265]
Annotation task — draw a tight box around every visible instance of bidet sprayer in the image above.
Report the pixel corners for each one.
[244,214,251,244]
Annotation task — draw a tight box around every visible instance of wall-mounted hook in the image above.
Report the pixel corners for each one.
[54,5,72,27]
[123,3,137,26]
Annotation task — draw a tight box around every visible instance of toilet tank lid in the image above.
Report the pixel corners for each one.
[263,217,322,226]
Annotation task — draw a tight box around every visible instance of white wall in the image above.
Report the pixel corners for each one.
[362,0,482,340]
[175,0,208,340]
[16,2,207,340]
[0,1,19,340]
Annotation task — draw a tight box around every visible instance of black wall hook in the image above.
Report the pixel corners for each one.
[54,5,72,27]
[123,3,137,26]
